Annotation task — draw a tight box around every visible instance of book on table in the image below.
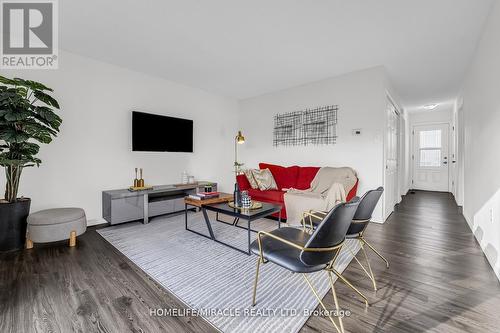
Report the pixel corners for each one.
[188,192,220,200]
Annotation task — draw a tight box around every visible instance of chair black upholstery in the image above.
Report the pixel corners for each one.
[303,187,388,294]
[301,197,359,266]
[250,199,359,273]
[251,198,366,333]
[249,228,321,273]
[346,187,384,236]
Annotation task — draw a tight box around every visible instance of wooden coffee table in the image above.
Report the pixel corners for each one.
[184,193,282,255]
[184,192,234,208]
[184,192,233,235]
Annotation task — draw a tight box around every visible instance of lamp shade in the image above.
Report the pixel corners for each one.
[236,131,245,144]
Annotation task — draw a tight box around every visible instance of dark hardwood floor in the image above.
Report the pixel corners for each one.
[1,191,499,332]
[303,191,500,333]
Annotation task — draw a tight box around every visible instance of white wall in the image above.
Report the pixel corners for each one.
[460,0,500,281]
[1,51,238,225]
[238,67,388,222]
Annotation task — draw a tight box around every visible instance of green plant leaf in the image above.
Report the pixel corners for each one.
[0,156,42,167]
[22,121,57,143]
[34,106,62,129]
[0,76,17,86]
[4,109,31,121]
[11,78,53,92]
[0,127,30,143]
[33,90,60,109]
[17,142,40,156]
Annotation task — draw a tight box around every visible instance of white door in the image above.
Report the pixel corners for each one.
[412,124,449,191]
[385,103,399,218]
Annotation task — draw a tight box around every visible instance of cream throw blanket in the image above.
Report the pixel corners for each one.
[284,167,357,226]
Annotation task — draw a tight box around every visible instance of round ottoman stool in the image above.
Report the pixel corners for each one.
[26,208,87,249]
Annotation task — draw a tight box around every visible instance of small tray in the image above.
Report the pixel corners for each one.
[228,201,263,210]
[128,185,153,191]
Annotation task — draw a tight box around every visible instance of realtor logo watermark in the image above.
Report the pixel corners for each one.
[1,0,58,69]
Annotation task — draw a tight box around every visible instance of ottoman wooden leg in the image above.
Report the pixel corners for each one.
[69,231,76,247]
[26,237,33,249]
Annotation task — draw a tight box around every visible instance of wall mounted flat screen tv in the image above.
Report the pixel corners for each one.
[132,111,193,152]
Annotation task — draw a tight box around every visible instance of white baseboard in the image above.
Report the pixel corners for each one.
[87,218,108,227]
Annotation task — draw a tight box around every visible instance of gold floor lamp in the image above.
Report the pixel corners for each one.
[234,130,245,174]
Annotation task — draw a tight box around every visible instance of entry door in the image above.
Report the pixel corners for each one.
[412,124,449,191]
[385,103,399,218]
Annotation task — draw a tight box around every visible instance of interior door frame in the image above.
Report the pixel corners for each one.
[383,93,402,221]
[410,121,452,192]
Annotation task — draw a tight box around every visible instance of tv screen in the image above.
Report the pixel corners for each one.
[132,111,193,152]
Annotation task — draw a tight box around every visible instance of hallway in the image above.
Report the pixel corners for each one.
[304,191,500,332]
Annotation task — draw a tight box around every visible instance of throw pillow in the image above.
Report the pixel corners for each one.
[243,169,259,189]
[259,163,299,190]
[252,168,278,191]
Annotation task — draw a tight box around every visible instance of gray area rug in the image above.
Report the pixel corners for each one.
[97,211,360,333]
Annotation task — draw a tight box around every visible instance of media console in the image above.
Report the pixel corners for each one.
[102,182,217,225]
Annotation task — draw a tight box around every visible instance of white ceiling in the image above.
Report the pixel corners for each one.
[60,0,493,107]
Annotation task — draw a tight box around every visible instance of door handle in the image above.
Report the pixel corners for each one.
[443,161,448,164]
[452,161,456,163]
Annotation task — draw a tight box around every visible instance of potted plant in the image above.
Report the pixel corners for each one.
[0,76,61,251]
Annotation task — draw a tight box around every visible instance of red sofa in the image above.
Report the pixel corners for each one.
[236,163,358,220]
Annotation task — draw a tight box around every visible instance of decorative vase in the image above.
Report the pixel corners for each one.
[134,168,139,187]
[234,183,242,207]
[136,168,144,187]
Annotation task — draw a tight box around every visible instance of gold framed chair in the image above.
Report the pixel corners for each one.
[250,199,360,333]
[303,187,387,293]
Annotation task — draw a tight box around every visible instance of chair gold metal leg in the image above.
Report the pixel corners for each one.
[328,272,344,333]
[360,242,377,291]
[347,246,375,290]
[362,238,389,268]
[252,257,261,306]
[331,269,369,307]
[302,274,343,333]
[301,215,308,232]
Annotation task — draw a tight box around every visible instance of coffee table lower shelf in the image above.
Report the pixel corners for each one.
[184,196,282,255]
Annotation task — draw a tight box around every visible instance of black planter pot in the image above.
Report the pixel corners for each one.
[0,199,31,252]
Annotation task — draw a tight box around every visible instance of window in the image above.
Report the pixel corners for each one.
[420,130,441,148]
[419,130,442,167]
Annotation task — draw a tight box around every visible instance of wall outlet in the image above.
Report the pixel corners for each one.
[352,129,362,136]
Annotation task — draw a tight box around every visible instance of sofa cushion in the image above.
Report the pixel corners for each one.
[243,169,259,189]
[252,168,278,191]
[236,174,251,191]
[295,166,320,190]
[28,208,86,226]
[259,163,299,190]
[247,189,284,203]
